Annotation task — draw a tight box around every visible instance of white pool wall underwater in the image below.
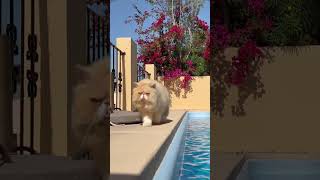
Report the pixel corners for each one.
[153,112,210,180]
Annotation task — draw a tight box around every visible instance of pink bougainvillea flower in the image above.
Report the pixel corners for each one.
[181,74,193,89]
[151,13,165,30]
[186,60,193,67]
[203,32,211,61]
[212,25,230,50]
[168,25,184,39]
[136,39,145,45]
[195,16,209,31]
[248,0,265,16]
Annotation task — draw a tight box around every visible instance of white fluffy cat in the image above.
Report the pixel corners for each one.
[132,79,171,127]
[71,58,110,162]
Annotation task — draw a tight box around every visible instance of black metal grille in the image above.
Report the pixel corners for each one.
[25,0,38,154]
[0,0,38,156]
[137,63,151,81]
[110,42,125,111]
[87,6,107,64]
[0,0,113,160]
[86,2,124,111]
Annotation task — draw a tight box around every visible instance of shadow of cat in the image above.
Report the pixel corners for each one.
[151,119,173,126]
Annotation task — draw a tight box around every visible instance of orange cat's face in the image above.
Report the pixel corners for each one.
[132,82,158,112]
[71,58,110,141]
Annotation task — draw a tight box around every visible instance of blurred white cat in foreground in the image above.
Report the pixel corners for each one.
[132,79,171,127]
[71,58,110,165]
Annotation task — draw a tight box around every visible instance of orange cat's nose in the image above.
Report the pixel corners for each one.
[140,93,149,100]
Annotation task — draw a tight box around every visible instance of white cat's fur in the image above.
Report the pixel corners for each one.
[71,58,110,161]
[132,79,171,127]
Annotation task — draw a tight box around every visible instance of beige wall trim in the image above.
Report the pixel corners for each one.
[116,37,137,111]
[145,64,156,80]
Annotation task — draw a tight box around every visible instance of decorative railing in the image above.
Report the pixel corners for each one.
[0,0,39,157]
[137,63,151,81]
[86,6,126,111]
[86,6,108,64]
[110,42,125,111]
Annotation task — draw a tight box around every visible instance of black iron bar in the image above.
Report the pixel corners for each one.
[113,48,117,109]
[110,42,123,53]
[97,16,100,59]
[137,64,139,81]
[112,46,115,92]
[102,18,105,57]
[137,64,150,81]
[86,8,90,64]
[30,0,35,153]
[30,0,34,153]
[105,0,110,57]
[112,48,117,108]
[109,41,126,110]
[118,52,122,109]
[0,0,2,34]
[19,0,25,155]
[8,0,18,56]
[10,0,13,24]
[28,0,37,153]
[92,14,96,62]
[7,0,15,94]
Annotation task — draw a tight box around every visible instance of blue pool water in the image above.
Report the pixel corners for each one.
[153,112,210,180]
[180,115,210,179]
[236,159,320,180]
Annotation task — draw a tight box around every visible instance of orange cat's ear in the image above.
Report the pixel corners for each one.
[150,82,156,88]
[133,82,138,88]
[72,64,91,86]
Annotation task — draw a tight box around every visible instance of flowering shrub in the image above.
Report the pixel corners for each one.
[126,3,210,88]
[210,0,274,116]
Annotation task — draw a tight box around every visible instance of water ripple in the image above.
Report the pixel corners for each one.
[179,118,210,180]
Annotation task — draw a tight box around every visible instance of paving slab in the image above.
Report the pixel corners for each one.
[0,154,101,180]
[110,110,186,180]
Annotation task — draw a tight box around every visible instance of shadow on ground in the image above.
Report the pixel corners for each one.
[152,119,173,126]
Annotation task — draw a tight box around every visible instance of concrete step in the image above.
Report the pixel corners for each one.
[110,111,141,124]
[0,154,101,180]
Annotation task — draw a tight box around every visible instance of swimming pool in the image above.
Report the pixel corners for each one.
[153,112,210,180]
[236,159,320,180]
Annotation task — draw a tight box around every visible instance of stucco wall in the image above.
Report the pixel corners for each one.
[213,46,320,153]
[159,76,210,111]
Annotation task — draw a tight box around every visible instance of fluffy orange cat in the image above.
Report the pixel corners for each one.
[132,79,171,127]
[71,58,110,162]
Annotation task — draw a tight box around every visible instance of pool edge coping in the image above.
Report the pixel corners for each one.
[152,111,210,180]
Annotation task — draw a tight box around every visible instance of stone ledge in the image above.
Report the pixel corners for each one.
[110,110,186,180]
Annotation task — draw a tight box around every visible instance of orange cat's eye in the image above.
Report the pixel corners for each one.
[138,92,142,95]
[146,93,150,95]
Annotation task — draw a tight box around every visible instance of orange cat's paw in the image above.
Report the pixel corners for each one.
[142,116,152,127]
